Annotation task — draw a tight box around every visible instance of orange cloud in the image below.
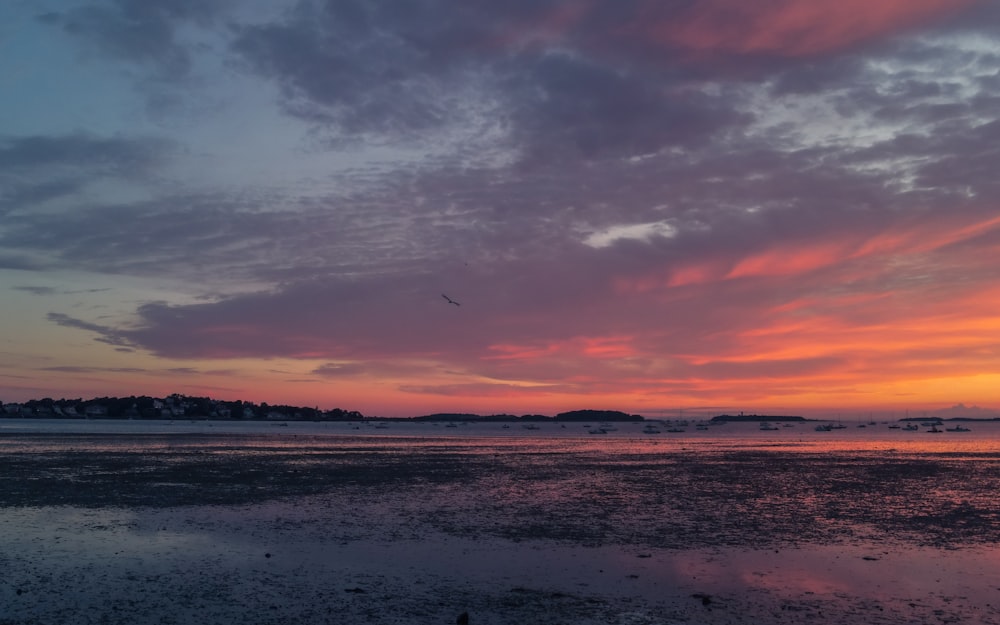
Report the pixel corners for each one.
[852,212,1000,259]
[668,263,722,287]
[485,342,562,361]
[769,292,892,315]
[80,213,997,418]
[580,336,637,358]
[726,239,851,279]
[486,335,637,361]
[644,237,1000,404]
[633,0,978,58]
[617,210,1000,293]
[713,283,1000,389]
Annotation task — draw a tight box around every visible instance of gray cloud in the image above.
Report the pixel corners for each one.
[40,0,221,79]
[0,134,170,216]
[41,365,147,374]
[229,0,754,159]
[5,110,992,294]
[0,134,166,173]
[12,286,57,296]
[230,0,484,136]
[46,313,137,350]
[504,52,751,161]
[0,179,86,217]
[0,254,44,271]
[311,362,367,377]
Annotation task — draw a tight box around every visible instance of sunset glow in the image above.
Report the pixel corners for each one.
[642,0,976,57]
[2,0,999,418]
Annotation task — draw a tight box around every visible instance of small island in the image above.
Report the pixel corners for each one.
[710,414,807,423]
[410,409,643,423]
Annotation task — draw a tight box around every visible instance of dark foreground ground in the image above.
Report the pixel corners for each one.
[2,432,999,547]
[2,432,999,624]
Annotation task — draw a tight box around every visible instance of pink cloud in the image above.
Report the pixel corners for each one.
[485,335,637,361]
[631,0,979,58]
[726,240,851,279]
[616,210,1000,293]
[490,1,594,49]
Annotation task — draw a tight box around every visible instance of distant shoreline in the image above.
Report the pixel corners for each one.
[4,413,1000,423]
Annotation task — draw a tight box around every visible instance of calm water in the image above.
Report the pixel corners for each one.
[3,416,999,453]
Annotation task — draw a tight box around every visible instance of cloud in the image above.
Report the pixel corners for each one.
[12,286,57,296]
[311,362,367,377]
[40,0,221,79]
[0,134,166,173]
[0,254,44,271]
[46,205,999,376]
[38,364,236,377]
[1,186,448,284]
[9,0,1000,412]
[585,221,678,248]
[504,51,750,161]
[41,365,147,374]
[9,285,112,297]
[230,0,751,159]
[46,313,137,350]
[0,134,170,216]
[230,0,487,136]
[629,0,980,59]
[0,179,87,217]
[398,381,565,398]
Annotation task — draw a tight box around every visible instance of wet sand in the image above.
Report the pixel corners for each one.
[2,431,999,624]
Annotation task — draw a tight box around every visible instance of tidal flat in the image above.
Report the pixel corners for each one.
[2,427,999,624]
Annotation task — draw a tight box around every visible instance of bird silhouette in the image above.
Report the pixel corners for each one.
[441,294,461,306]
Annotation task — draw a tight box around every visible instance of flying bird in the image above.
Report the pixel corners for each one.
[441,294,461,306]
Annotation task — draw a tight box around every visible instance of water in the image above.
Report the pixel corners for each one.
[2,418,999,624]
[3,416,999,452]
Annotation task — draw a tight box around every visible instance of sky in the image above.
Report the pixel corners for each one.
[2,0,1000,418]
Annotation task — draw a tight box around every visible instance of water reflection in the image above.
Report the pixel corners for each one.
[4,420,1000,624]
[3,417,1000,453]
[3,504,998,625]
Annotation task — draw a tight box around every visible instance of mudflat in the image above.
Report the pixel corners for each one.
[2,432,999,624]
